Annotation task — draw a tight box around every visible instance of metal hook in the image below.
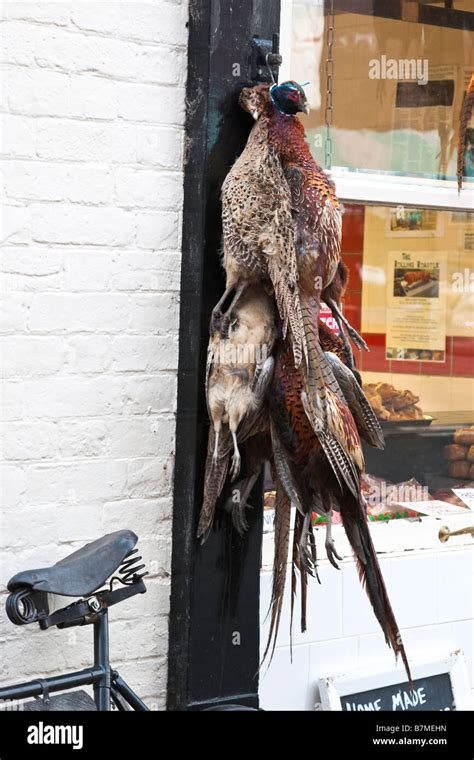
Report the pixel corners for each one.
[250,33,282,83]
[265,52,276,85]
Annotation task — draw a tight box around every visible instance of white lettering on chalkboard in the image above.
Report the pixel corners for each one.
[345,699,382,711]
[392,687,427,710]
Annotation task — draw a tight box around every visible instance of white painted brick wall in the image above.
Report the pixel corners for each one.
[0,0,188,710]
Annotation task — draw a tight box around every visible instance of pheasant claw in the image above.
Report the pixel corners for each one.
[325,518,343,569]
[230,431,241,481]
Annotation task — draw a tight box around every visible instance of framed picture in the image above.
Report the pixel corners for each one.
[386,207,443,238]
[464,231,474,251]
[450,211,472,225]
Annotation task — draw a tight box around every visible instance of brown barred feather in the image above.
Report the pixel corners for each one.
[269,329,410,680]
[197,430,230,542]
[221,96,306,366]
[341,495,411,683]
[198,286,275,542]
[261,479,292,665]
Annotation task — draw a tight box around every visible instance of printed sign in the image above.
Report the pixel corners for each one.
[453,489,474,509]
[396,500,469,516]
[320,303,340,334]
[385,249,447,362]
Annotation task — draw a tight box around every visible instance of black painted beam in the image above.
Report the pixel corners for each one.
[168,0,281,712]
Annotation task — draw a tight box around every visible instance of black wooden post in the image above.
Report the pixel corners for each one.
[167,0,281,711]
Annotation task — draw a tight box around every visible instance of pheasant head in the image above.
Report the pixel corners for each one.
[239,83,272,121]
[239,80,309,121]
[269,80,309,115]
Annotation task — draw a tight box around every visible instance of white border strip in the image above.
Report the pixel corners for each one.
[333,169,474,211]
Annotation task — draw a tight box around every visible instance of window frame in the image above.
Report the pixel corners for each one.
[277,1,474,547]
[333,169,474,211]
[280,1,474,212]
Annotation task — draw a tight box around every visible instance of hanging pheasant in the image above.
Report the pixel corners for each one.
[214,86,305,368]
[233,82,368,461]
[457,73,474,192]
[197,285,275,542]
[270,83,368,373]
[252,82,370,493]
[264,323,411,682]
[201,79,409,680]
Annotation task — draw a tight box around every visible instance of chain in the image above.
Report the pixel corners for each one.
[324,0,334,170]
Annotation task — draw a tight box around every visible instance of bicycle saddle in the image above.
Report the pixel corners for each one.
[7,530,138,597]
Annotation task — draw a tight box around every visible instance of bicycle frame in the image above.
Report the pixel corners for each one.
[0,609,149,711]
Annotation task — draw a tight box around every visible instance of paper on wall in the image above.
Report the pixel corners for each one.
[453,489,474,509]
[396,500,470,516]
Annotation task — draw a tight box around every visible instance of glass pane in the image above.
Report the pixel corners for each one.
[334,202,474,497]
[282,0,474,184]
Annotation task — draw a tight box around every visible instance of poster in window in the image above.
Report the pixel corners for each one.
[464,231,474,252]
[386,206,443,238]
[385,250,447,362]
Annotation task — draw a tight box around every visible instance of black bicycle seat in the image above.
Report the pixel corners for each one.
[7,530,138,597]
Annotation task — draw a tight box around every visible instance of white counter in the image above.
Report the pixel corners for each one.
[259,514,474,710]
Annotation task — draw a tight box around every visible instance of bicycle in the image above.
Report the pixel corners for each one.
[0,530,149,711]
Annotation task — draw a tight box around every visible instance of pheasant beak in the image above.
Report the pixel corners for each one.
[251,109,259,121]
[302,103,310,115]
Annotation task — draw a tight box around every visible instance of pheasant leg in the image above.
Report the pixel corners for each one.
[325,515,343,569]
[230,431,241,481]
[299,512,316,577]
[212,430,220,465]
[230,471,260,535]
[211,283,247,335]
[327,298,369,353]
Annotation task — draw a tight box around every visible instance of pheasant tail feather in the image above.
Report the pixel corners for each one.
[197,431,230,542]
[341,496,411,683]
[265,242,306,368]
[261,480,292,665]
[300,297,346,426]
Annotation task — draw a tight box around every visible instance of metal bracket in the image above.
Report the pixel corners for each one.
[38,578,147,630]
[439,524,474,543]
[250,33,282,83]
[36,679,51,709]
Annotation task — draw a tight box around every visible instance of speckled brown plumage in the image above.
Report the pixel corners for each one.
[263,91,347,434]
[198,285,275,541]
[266,108,342,294]
[221,88,305,366]
[264,329,410,681]
[222,84,364,445]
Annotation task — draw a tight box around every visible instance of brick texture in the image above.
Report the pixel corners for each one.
[0,0,188,710]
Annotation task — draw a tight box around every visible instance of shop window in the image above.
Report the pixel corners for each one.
[272,1,474,534]
[280,0,474,207]
[328,203,472,505]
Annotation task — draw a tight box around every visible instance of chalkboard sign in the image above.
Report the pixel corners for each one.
[343,674,453,712]
[318,654,471,712]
